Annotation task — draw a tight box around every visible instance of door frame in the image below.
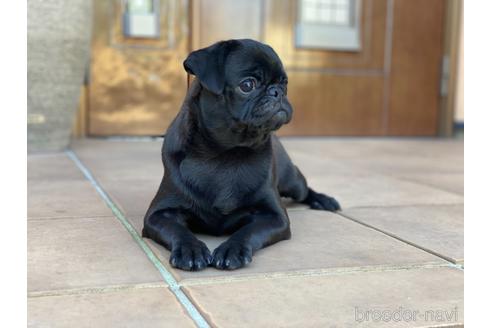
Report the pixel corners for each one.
[438,0,463,137]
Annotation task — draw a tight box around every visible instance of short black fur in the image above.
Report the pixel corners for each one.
[143,39,341,271]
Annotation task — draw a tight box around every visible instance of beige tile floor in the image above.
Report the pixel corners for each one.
[27,137,464,327]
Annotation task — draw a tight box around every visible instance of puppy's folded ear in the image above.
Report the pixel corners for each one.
[183,40,239,95]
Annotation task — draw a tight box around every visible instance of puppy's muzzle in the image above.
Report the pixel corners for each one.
[251,86,292,131]
[266,85,282,99]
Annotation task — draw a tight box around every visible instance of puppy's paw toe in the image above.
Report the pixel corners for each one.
[304,189,341,212]
[212,241,253,270]
[169,240,212,271]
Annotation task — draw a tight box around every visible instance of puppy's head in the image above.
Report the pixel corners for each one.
[183,39,292,147]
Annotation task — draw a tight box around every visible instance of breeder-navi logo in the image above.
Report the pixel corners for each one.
[354,306,459,323]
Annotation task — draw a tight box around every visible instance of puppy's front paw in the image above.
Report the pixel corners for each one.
[169,239,212,271]
[304,189,341,212]
[212,240,253,270]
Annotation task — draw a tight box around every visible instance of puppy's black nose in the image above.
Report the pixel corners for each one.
[267,85,282,98]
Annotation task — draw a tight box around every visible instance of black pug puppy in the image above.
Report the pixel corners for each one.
[143,39,340,271]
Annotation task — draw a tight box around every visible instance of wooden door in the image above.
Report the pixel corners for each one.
[88,0,446,136]
[88,0,189,136]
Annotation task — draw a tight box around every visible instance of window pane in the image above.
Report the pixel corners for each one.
[299,0,352,26]
[127,0,154,14]
[296,0,361,51]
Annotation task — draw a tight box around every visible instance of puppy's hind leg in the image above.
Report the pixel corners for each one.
[301,187,341,212]
[273,136,341,212]
[278,165,341,212]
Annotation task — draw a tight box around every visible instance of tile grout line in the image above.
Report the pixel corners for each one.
[336,211,464,269]
[178,262,457,287]
[389,175,464,197]
[27,214,117,221]
[340,203,464,210]
[65,150,211,328]
[28,282,168,298]
[287,203,464,214]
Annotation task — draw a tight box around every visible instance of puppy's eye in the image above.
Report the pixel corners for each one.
[238,78,257,93]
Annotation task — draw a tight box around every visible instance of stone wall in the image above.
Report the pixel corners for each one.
[27,0,92,152]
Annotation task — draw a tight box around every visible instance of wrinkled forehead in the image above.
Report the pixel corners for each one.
[225,44,286,83]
